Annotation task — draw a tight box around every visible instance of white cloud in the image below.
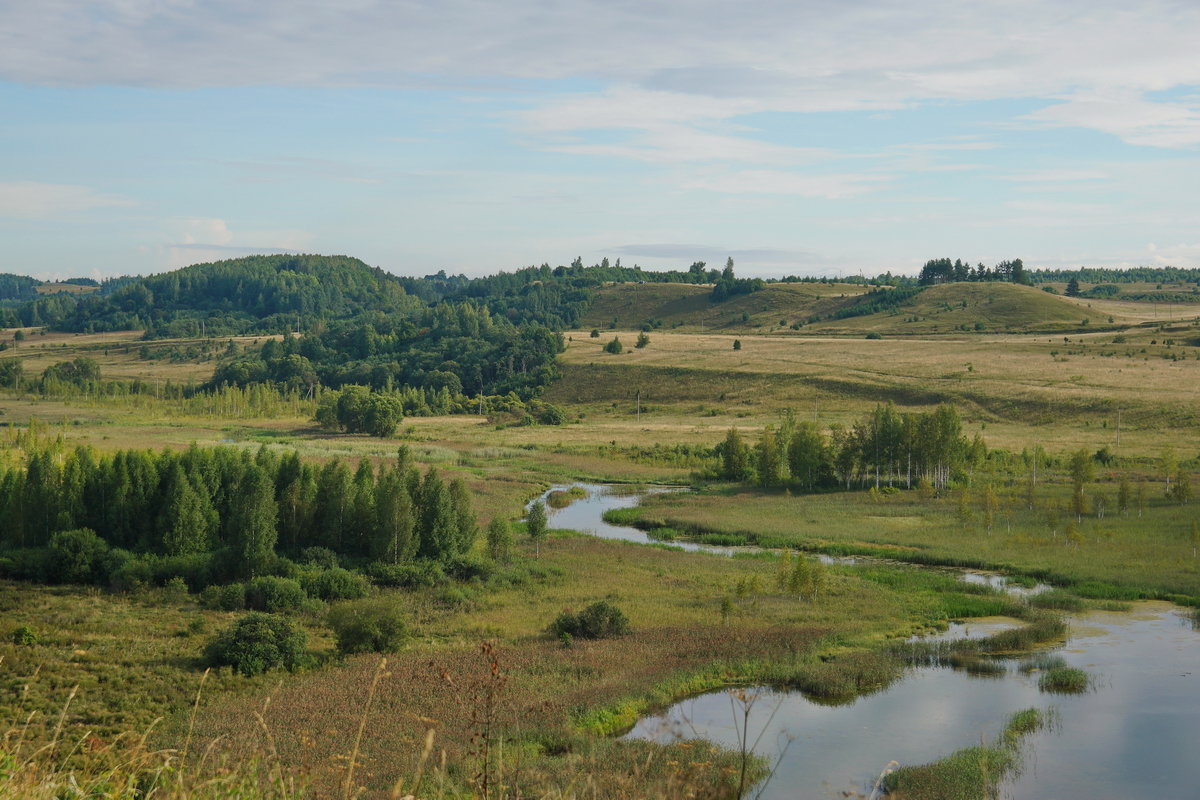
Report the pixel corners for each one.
[681,169,894,199]
[0,181,133,218]
[159,218,314,270]
[1146,241,1200,265]
[1025,91,1200,148]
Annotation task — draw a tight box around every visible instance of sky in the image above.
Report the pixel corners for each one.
[3,0,1200,281]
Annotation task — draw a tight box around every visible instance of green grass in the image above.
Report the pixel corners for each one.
[626,481,1200,599]
[1038,666,1091,693]
[884,708,1050,800]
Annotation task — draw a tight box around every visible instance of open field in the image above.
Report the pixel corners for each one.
[625,481,1200,597]
[2,279,1198,798]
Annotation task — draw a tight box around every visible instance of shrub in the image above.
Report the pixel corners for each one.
[205,613,307,676]
[150,553,213,590]
[865,331,883,340]
[603,337,623,354]
[327,597,409,655]
[109,555,154,593]
[367,561,447,588]
[548,601,630,640]
[244,576,306,612]
[299,547,339,569]
[47,528,109,584]
[10,625,37,646]
[217,582,247,611]
[445,553,495,582]
[302,567,370,601]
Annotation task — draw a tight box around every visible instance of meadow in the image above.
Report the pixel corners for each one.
[1,282,1198,798]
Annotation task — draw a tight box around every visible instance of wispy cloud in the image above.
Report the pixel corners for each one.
[681,169,894,199]
[0,181,133,218]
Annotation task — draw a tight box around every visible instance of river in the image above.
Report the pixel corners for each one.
[536,483,1200,800]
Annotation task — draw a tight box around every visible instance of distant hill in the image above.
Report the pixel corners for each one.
[12,254,422,336]
[581,282,874,331]
[579,280,1102,336]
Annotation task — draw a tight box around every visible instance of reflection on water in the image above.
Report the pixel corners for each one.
[540,483,1200,800]
[628,605,1199,800]
[533,483,735,554]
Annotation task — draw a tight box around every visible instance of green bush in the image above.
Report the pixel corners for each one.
[48,528,109,584]
[327,597,409,655]
[548,601,630,640]
[367,561,447,588]
[109,555,154,593]
[299,547,339,569]
[445,554,495,582]
[204,613,307,676]
[217,582,247,611]
[244,576,306,613]
[301,567,370,601]
[10,625,37,646]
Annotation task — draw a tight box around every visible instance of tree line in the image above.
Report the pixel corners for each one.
[918,258,1030,286]
[0,432,479,589]
[717,403,980,491]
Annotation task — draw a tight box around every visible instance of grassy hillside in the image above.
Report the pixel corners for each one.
[580,282,871,332]
[581,281,1140,337]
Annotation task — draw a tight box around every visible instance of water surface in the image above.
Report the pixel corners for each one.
[543,483,1200,799]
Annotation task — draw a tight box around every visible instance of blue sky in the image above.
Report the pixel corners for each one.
[3,1,1200,280]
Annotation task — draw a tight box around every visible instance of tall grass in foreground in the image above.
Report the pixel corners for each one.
[883,708,1051,800]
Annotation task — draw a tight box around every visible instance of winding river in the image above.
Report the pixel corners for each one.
[536,483,1200,800]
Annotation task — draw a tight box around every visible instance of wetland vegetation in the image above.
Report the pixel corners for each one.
[1,255,1198,798]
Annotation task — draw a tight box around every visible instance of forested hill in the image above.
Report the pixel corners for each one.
[0,273,41,302]
[9,255,422,336]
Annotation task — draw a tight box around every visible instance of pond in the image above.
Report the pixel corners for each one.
[539,483,1200,799]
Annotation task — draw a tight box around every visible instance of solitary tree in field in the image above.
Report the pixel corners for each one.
[486,517,513,563]
[604,337,623,354]
[526,500,548,557]
[1068,448,1093,520]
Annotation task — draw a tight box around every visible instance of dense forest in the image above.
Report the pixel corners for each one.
[0,432,480,593]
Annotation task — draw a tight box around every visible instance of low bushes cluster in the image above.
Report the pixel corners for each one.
[326,596,408,655]
[548,600,630,640]
[204,612,307,676]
